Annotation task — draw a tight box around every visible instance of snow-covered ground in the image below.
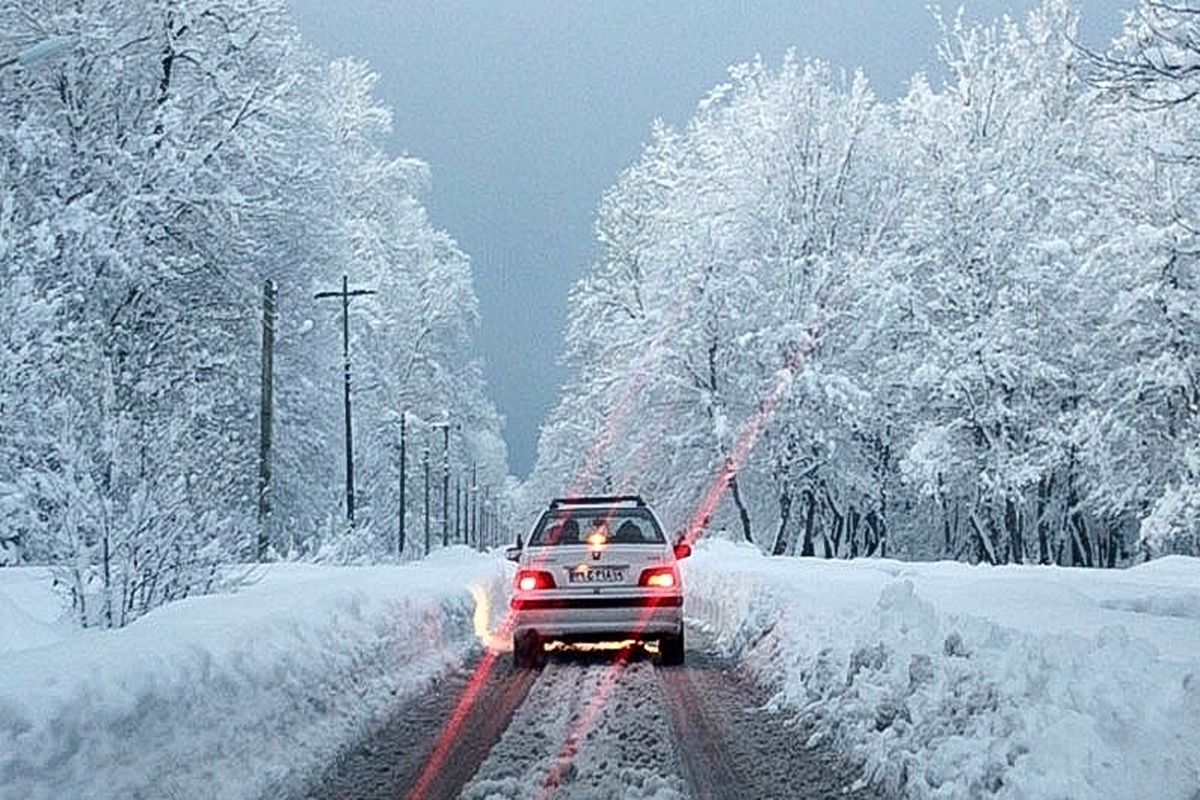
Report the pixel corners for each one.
[0,548,509,800]
[461,658,685,800]
[4,544,1198,799]
[685,541,1200,800]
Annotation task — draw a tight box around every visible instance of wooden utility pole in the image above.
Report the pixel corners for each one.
[482,485,491,549]
[423,445,431,554]
[454,474,462,544]
[256,279,276,561]
[469,462,478,547]
[441,423,450,548]
[398,411,407,557]
[314,276,376,527]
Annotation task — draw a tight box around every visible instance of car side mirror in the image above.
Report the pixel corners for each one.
[505,535,524,562]
[673,542,692,560]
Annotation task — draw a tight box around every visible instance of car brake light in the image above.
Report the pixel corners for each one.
[516,570,556,591]
[638,567,678,588]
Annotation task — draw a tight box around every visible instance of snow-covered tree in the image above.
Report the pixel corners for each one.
[0,0,509,623]
[532,0,1194,563]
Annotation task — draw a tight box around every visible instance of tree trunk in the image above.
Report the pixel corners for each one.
[874,439,890,558]
[729,471,753,544]
[969,510,998,565]
[1006,496,1023,564]
[1070,508,1093,567]
[800,488,817,557]
[822,482,844,558]
[1036,474,1054,565]
[937,474,952,556]
[848,507,860,558]
[941,504,954,558]
[1066,469,1093,567]
[866,510,887,557]
[771,487,792,556]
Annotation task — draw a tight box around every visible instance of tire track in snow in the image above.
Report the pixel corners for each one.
[657,663,742,799]
[657,631,883,800]
[290,634,882,800]
[461,653,686,800]
[289,652,537,800]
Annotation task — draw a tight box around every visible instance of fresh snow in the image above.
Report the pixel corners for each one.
[0,548,509,800]
[684,541,1200,800]
[461,659,686,800]
[0,568,70,655]
[3,545,1198,799]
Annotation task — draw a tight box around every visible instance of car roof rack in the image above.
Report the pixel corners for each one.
[549,495,645,509]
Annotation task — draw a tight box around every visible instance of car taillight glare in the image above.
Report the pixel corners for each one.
[516,570,555,591]
[638,567,678,588]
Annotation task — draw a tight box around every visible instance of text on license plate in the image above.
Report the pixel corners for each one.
[568,567,626,583]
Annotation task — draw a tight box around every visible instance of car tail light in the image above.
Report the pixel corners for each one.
[638,566,678,588]
[516,570,556,591]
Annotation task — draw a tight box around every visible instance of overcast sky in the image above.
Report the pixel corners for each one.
[284,0,1131,477]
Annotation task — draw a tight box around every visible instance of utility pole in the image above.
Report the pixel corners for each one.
[423,444,431,555]
[482,486,491,549]
[432,420,450,548]
[497,497,505,548]
[398,411,407,557]
[314,275,376,527]
[256,280,276,561]
[469,462,478,547]
[442,424,450,547]
[454,474,462,544]
[461,469,470,546]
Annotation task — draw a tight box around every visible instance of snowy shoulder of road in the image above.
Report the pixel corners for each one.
[685,541,1200,800]
[0,548,511,800]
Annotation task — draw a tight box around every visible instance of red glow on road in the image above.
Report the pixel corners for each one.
[413,298,812,799]
[537,646,636,799]
[408,635,500,800]
[535,334,819,798]
[409,312,688,799]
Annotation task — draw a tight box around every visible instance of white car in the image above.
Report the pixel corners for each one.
[506,495,690,668]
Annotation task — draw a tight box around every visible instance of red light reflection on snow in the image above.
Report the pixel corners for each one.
[409,314,686,800]
[412,301,812,800]
[563,302,690,499]
[534,334,818,799]
[679,338,816,548]
[407,629,512,800]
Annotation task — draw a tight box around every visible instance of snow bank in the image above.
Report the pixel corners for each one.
[0,548,511,800]
[685,542,1200,800]
[0,568,69,655]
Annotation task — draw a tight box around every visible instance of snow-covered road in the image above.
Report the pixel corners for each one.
[4,544,1197,799]
[297,633,872,800]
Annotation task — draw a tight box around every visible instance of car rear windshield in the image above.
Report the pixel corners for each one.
[528,507,665,546]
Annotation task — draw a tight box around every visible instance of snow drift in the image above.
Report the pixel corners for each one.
[685,541,1200,800]
[0,548,510,800]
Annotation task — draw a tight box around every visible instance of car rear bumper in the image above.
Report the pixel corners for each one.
[511,594,683,640]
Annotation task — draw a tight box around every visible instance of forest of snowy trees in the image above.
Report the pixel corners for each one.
[4,0,1198,627]
[528,0,1200,565]
[0,0,508,625]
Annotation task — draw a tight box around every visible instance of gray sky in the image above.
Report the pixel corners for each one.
[284,0,1131,477]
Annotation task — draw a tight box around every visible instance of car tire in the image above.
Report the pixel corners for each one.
[513,631,544,669]
[659,630,685,666]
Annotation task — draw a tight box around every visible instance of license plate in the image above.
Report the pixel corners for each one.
[568,566,626,584]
